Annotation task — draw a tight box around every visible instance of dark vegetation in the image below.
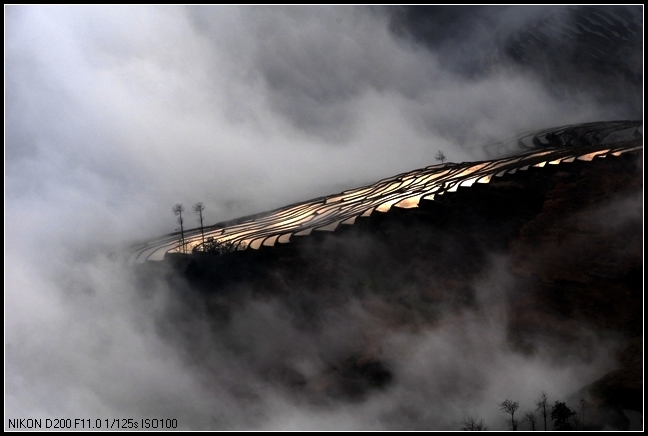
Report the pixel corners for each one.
[172,203,186,254]
[193,202,206,248]
[522,410,537,430]
[551,401,577,430]
[471,393,582,430]
[499,399,519,430]
[148,147,642,429]
[536,391,549,430]
[462,416,487,431]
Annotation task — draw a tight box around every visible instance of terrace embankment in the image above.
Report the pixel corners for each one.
[142,146,642,428]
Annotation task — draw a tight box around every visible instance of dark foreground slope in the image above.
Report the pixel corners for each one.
[135,147,642,430]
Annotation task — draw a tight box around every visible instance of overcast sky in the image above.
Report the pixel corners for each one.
[5,6,642,430]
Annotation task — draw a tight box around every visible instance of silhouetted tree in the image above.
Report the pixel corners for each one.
[193,202,206,249]
[535,391,549,431]
[523,411,537,430]
[172,203,186,253]
[500,399,519,430]
[204,237,245,255]
[551,401,576,430]
[435,150,447,164]
[462,416,487,431]
[571,413,581,430]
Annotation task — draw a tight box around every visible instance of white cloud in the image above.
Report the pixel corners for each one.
[5,5,640,430]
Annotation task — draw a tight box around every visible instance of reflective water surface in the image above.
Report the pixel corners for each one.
[126,121,642,264]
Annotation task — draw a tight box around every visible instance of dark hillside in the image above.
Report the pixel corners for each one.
[136,146,642,429]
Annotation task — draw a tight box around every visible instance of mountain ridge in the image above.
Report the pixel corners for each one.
[135,140,642,429]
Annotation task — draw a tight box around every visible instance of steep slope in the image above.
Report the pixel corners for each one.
[126,120,641,264]
[135,141,641,429]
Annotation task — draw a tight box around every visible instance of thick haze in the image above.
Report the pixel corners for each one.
[5,6,642,430]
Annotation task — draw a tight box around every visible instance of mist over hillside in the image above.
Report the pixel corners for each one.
[5,6,643,431]
[133,147,642,430]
